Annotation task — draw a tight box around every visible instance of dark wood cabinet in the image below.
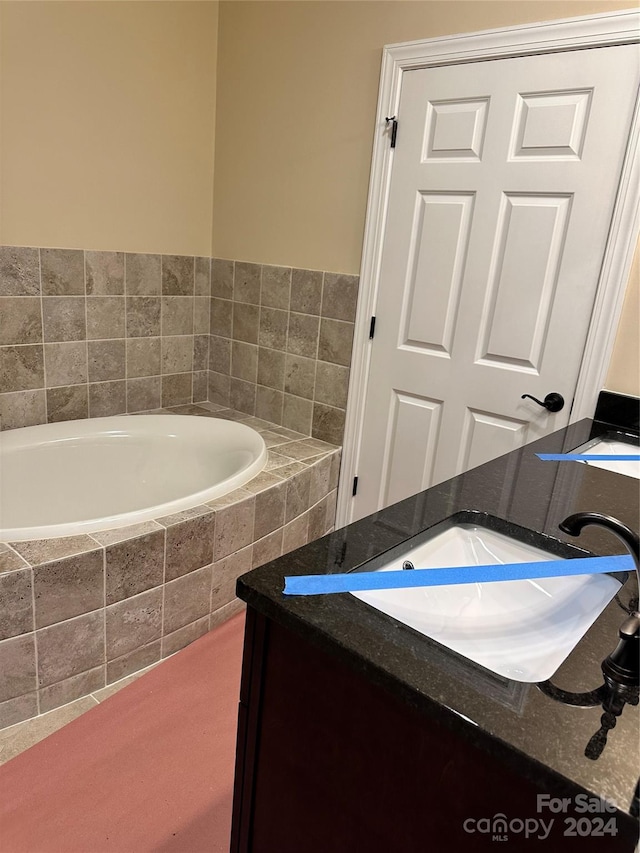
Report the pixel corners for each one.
[231,608,638,852]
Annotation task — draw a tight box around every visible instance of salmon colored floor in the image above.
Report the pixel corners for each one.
[0,612,246,853]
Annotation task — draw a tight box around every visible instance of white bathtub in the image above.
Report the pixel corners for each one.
[0,415,267,541]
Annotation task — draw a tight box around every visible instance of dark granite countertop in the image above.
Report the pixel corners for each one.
[237,417,640,823]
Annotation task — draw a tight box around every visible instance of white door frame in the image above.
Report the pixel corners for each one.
[337,8,640,528]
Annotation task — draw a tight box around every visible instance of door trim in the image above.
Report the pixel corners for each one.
[337,8,640,527]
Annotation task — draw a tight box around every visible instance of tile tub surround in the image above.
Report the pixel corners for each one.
[0,246,211,430]
[0,404,340,729]
[208,260,358,445]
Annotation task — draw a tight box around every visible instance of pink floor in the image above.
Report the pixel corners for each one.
[0,612,245,853]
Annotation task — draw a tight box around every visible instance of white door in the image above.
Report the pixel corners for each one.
[353,44,639,521]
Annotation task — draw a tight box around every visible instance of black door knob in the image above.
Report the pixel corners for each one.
[521,392,565,413]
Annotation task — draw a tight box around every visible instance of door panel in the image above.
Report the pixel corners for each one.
[354,44,639,520]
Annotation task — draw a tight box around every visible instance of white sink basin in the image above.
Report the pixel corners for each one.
[575,437,640,480]
[351,523,621,682]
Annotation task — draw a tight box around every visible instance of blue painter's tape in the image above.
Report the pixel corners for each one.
[536,453,640,461]
[282,554,633,596]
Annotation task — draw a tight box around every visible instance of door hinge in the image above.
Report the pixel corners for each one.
[369,316,376,339]
[352,476,359,496]
[385,116,398,148]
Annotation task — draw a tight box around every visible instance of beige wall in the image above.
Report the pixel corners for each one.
[606,248,639,397]
[0,1,218,256]
[213,0,639,398]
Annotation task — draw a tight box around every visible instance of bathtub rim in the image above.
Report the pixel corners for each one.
[0,414,268,542]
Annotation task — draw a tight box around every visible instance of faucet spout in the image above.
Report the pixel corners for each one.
[559,511,639,585]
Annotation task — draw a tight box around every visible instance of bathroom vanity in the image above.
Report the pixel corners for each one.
[231,397,640,852]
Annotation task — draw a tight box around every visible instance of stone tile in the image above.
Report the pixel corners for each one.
[46,384,88,422]
[42,296,86,342]
[162,336,193,374]
[261,265,291,310]
[0,247,40,296]
[234,261,261,304]
[318,318,354,367]
[321,272,359,322]
[163,565,212,634]
[210,598,245,629]
[104,527,165,604]
[161,296,194,336]
[282,513,309,555]
[210,546,252,612]
[44,341,87,387]
[239,416,275,431]
[10,535,100,567]
[277,438,333,462]
[88,380,127,418]
[308,495,331,542]
[254,481,286,540]
[195,257,211,296]
[92,660,161,700]
[287,312,319,359]
[231,340,258,382]
[0,544,29,574]
[0,693,38,730]
[125,296,161,338]
[0,297,43,345]
[257,347,285,390]
[0,345,44,392]
[284,354,316,400]
[233,303,260,344]
[163,511,216,581]
[193,335,209,372]
[315,361,349,409]
[205,488,254,511]
[106,641,161,684]
[283,393,313,435]
[162,616,210,657]
[158,505,212,525]
[214,496,255,561]
[309,454,334,505]
[127,376,161,412]
[211,258,233,299]
[105,587,163,660]
[291,268,323,315]
[33,549,104,629]
[0,389,46,430]
[162,255,194,296]
[36,611,104,688]
[126,337,161,378]
[208,371,230,407]
[0,696,96,763]
[230,378,256,416]
[210,298,233,337]
[0,634,36,702]
[330,450,341,491]
[259,307,288,351]
[312,402,346,446]
[40,249,85,296]
[242,470,285,493]
[87,338,125,382]
[209,335,231,374]
[252,529,283,569]
[39,666,105,714]
[86,251,124,295]
[161,373,192,407]
[92,521,163,547]
[271,425,308,440]
[192,371,208,402]
[285,468,312,524]
[84,296,124,340]
[326,489,338,530]
[194,297,210,335]
[259,430,291,448]
[0,569,33,641]
[125,253,161,295]
[263,451,298,473]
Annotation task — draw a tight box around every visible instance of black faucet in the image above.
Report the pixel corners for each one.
[538,513,639,763]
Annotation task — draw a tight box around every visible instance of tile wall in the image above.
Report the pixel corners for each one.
[0,246,211,430]
[1,248,358,447]
[208,260,358,445]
